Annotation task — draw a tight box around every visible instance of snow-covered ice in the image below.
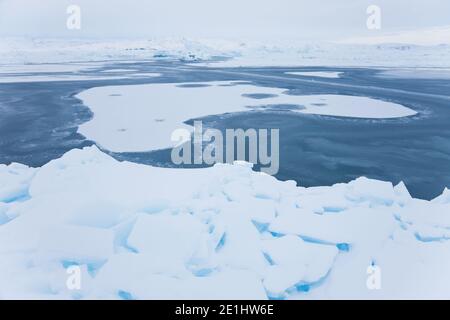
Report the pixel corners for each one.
[285,71,343,78]
[0,63,101,74]
[0,37,231,66]
[340,25,450,46]
[0,74,129,84]
[194,42,450,69]
[0,71,161,83]
[76,81,417,152]
[297,95,416,119]
[0,146,449,299]
[2,37,450,69]
[376,68,450,80]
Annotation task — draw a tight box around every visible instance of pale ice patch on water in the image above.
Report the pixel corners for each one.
[130,73,162,77]
[0,75,130,83]
[285,71,343,78]
[0,70,161,84]
[0,63,103,74]
[76,81,417,153]
[101,69,139,73]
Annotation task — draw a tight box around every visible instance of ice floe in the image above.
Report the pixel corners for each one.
[0,72,161,84]
[76,81,417,152]
[0,75,129,83]
[0,63,102,74]
[0,146,449,299]
[285,71,343,78]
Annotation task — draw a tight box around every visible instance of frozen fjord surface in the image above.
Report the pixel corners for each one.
[76,81,417,153]
[0,146,450,299]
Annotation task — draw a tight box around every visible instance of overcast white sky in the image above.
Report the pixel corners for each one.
[0,0,449,40]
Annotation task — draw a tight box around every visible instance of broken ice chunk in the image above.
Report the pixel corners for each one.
[345,177,396,206]
[126,213,207,266]
[38,225,114,264]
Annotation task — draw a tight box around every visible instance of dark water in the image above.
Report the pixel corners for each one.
[0,60,449,200]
